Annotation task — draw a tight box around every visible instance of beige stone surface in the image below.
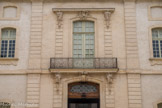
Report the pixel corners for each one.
[0,0,162,108]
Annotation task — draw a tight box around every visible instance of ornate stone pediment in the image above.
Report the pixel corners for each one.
[53,8,115,28]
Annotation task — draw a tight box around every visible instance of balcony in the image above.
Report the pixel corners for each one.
[49,58,118,73]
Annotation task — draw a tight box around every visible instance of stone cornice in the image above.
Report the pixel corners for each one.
[52,8,115,12]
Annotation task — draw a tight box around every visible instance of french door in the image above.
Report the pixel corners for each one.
[73,21,95,68]
[73,21,95,58]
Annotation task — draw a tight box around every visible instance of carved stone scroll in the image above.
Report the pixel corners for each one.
[55,73,61,91]
[55,11,63,28]
[104,11,112,29]
[106,73,113,93]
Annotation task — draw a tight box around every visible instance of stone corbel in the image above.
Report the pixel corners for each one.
[55,11,63,28]
[80,71,88,82]
[78,11,90,20]
[106,73,113,93]
[55,73,61,91]
[104,11,113,29]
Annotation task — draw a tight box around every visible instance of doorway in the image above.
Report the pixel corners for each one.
[68,82,100,108]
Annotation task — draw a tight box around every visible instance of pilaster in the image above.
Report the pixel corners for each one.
[127,74,142,108]
[53,77,63,108]
[28,0,43,69]
[26,74,41,108]
[124,0,140,69]
[105,80,115,108]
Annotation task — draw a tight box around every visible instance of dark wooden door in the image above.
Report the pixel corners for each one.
[68,82,100,108]
[68,99,99,108]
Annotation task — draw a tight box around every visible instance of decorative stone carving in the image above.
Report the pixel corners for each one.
[106,73,113,93]
[80,71,88,82]
[149,58,162,65]
[55,73,61,91]
[78,11,90,20]
[104,11,112,29]
[107,73,113,84]
[55,11,63,28]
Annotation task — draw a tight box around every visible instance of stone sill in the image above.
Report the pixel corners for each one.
[149,58,162,66]
[49,68,119,74]
[0,58,19,66]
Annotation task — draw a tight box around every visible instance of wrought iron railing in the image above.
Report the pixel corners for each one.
[50,58,117,69]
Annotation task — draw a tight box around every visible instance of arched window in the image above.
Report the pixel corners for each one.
[0,102,11,108]
[0,28,16,58]
[73,21,94,58]
[158,103,162,108]
[152,28,162,58]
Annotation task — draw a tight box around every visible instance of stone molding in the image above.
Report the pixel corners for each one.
[0,2,20,21]
[149,58,162,66]
[53,8,115,29]
[148,5,162,21]
[0,58,19,66]
[61,76,106,108]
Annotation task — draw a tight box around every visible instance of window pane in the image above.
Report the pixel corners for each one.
[73,22,82,32]
[85,21,94,32]
[1,40,8,58]
[152,29,158,38]
[153,40,160,57]
[159,29,162,38]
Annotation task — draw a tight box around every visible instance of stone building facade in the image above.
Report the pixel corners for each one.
[0,0,162,108]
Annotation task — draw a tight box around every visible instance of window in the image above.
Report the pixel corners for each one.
[158,103,162,108]
[0,28,16,58]
[0,102,11,108]
[152,28,162,58]
[73,21,94,58]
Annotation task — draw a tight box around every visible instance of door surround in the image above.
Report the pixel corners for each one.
[62,76,106,108]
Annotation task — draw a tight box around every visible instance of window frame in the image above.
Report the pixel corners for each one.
[149,25,162,65]
[0,26,19,65]
[69,17,98,58]
[0,3,20,20]
[73,21,95,58]
[154,100,162,108]
[0,28,16,58]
